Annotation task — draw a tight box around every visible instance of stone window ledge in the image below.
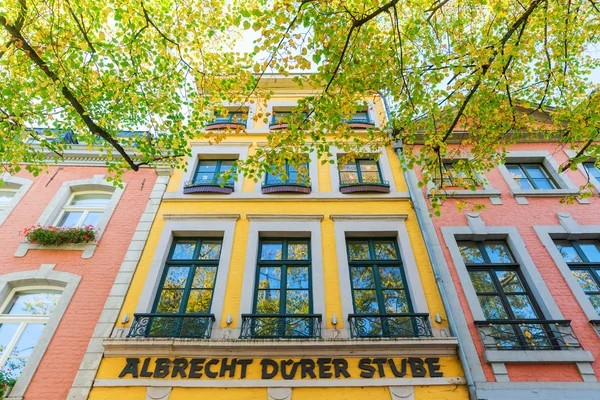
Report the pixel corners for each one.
[15,242,97,259]
[483,349,594,364]
[428,189,502,205]
[512,188,588,204]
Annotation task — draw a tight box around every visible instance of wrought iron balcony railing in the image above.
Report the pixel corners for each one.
[127,313,215,339]
[474,319,582,350]
[206,114,247,127]
[348,313,433,338]
[339,180,390,188]
[341,117,375,126]
[239,314,322,339]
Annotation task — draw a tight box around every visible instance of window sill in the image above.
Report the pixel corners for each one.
[510,188,588,204]
[14,242,98,259]
[483,349,594,364]
[183,185,234,195]
[427,189,502,205]
[204,123,246,131]
[269,123,288,130]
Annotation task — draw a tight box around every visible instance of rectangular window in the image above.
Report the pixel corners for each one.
[505,163,558,190]
[56,193,112,228]
[459,241,558,349]
[242,239,319,338]
[265,161,309,186]
[437,162,479,188]
[339,159,384,185]
[131,238,222,338]
[343,110,371,124]
[583,162,600,181]
[213,111,246,125]
[346,238,430,338]
[192,160,236,187]
[270,110,308,126]
[555,240,600,314]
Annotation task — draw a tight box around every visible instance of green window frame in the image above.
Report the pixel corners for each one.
[253,238,312,315]
[437,162,480,187]
[339,159,385,186]
[153,238,223,315]
[264,161,309,186]
[505,163,558,190]
[192,160,236,187]
[583,162,600,182]
[346,238,412,315]
[555,239,600,314]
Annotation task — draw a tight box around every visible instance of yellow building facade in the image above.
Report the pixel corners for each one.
[82,77,468,400]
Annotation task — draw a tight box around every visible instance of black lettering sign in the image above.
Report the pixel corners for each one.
[153,358,170,378]
[189,358,205,378]
[171,358,188,378]
[261,359,278,379]
[140,357,153,377]
[119,358,139,378]
[425,358,443,378]
[358,358,375,378]
[238,359,253,379]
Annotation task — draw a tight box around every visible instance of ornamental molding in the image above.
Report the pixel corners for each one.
[162,214,240,221]
[246,214,324,222]
[330,214,408,221]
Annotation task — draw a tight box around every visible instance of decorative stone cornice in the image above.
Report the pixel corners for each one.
[162,213,241,221]
[330,214,408,221]
[246,214,324,222]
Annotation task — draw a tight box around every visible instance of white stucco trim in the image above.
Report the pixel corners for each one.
[497,150,585,204]
[331,214,430,339]
[179,143,251,196]
[0,174,33,228]
[14,175,125,258]
[535,212,600,321]
[134,214,240,337]
[238,215,325,336]
[0,264,81,400]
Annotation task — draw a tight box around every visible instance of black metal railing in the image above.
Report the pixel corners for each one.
[184,179,234,189]
[239,314,322,339]
[348,313,433,338]
[341,117,374,125]
[339,180,390,188]
[474,319,582,350]
[127,313,215,339]
[206,115,247,127]
[261,180,311,188]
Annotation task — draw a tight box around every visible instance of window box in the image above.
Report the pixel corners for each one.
[23,225,97,246]
[127,313,215,339]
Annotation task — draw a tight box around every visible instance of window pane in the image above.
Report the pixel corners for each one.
[6,292,61,315]
[359,160,378,172]
[256,290,280,314]
[374,241,397,260]
[587,294,600,314]
[265,170,284,184]
[171,241,196,260]
[353,290,379,313]
[287,242,309,260]
[0,323,19,356]
[579,241,600,262]
[58,211,83,227]
[287,267,309,289]
[185,289,212,313]
[507,294,539,319]
[458,242,484,264]
[3,358,27,379]
[382,290,409,313]
[83,211,102,227]
[198,241,222,260]
[340,163,357,172]
[10,323,45,357]
[378,267,404,288]
[531,178,555,189]
[523,165,547,179]
[478,295,509,319]
[351,267,375,289]
[352,112,368,120]
[571,270,600,291]
[361,172,381,183]
[0,190,15,206]
[191,267,217,289]
[340,171,359,184]
[194,172,215,183]
[197,161,218,172]
[70,193,111,207]
[219,160,234,171]
[261,242,283,260]
[555,241,583,262]
[162,266,190,289]
[258,267,281,289]
[584,163,600,180]
[506,165,534,189]
[484,242,513,263]
[155,289,184,313]
[348,241,370,260]
[495,270,525,293]
[286,290,309,314]
[469,271,496,293]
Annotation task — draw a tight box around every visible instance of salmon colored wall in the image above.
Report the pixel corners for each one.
[0,166,157,400]
[415,142,600,383]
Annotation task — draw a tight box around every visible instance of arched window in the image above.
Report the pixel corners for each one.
[0,288,63,379]
[55,192,112,227]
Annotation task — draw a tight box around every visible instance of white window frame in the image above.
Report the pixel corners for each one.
[0,174,33,228]
[0,286,64,373]
[54,191,111,228]
[497,151,584,204]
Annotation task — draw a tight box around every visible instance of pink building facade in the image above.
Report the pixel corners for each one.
[410,141,600,399]
[0,149,167,400]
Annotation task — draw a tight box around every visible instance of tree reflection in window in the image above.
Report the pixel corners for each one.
[339,159,384,185]
[459,240,552,348]
[0,289,62,379]
[253,239,311,336]
[555,240,600,314]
